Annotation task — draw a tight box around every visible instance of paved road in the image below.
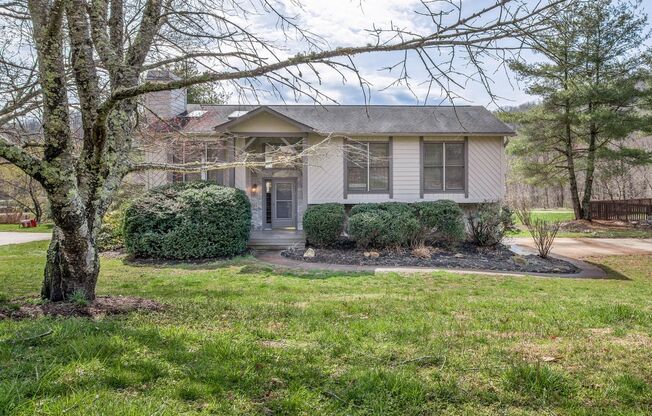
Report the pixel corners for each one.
[510,237,652,259]
[0,232,51,246]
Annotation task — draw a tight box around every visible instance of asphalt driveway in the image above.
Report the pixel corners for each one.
[0,232,52,246]
[511,237,652,259]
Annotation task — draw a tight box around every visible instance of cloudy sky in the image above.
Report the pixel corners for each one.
[240,0,652,109]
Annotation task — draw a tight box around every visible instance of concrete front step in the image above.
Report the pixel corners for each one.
[249,230,305,250]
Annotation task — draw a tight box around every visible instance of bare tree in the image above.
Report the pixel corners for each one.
[514,203,560,258]
[0,0,567,301]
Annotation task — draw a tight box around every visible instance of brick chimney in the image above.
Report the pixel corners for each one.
[143,70,187,120]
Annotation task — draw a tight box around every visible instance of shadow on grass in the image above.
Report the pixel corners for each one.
[121,253,259,271]
[587,261,631,281]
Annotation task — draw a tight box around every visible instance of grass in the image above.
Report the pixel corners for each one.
[0,223,53,233]
[1,241,652,415]
[513,209,576,225]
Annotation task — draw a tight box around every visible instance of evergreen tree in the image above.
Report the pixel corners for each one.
[172,61,229,105]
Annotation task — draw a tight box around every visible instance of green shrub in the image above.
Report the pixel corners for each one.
[98,204,127,251]
[412,200,465,246]
[349,202,413,217]
[467,203,515,247]
[123,182,251,259]
[303,204,345,247]
[348,211,387,248]
[348,203,420,248]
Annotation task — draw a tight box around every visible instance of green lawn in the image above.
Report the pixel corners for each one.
[1,242,652,415]
[513,209,576,225]
[0,223,54,233]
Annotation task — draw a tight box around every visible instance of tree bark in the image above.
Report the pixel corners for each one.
[581,127,597,219]
[563,102,582,220]
[41,224,100,301]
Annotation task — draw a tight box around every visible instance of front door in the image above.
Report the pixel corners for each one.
[271,180,296,228]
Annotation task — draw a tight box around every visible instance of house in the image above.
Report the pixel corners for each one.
[136,71,514,237]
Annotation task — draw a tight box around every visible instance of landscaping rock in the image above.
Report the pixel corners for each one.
[454,253,464,258]
[303,248,316,258]
[511,255,527,266]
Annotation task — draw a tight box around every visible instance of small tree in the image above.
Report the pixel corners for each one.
[514,205,561,258]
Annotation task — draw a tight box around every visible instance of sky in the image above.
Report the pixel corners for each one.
[239,0,652,110]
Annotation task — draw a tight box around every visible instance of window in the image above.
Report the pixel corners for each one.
[170,141,226,185]
[346,141,390,192]
[422,142,465,192]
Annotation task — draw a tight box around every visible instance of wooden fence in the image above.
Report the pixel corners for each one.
[589,199,652,221]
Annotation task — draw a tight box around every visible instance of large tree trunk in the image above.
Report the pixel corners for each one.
[41,224,100,302]
[580,124,598,220]
[563,103,582,220]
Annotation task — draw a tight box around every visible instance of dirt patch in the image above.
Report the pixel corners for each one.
[282,244,580,274]
[0,295,165,320]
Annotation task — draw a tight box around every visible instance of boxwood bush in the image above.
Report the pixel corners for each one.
[349,202,414,217]
[347,210,387,248]
[303,203,346,247]
[123,182,251,259]
[412,200,465,246]
[348,203,420,248]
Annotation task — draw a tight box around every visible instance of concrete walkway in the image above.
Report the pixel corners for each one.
[0,232,51,246]
[509,237,652,259]
[255,250,607,279]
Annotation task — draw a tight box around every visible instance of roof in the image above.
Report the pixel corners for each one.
[148,105,515,136]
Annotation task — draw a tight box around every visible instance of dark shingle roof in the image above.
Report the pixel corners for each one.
[154,105,515,136]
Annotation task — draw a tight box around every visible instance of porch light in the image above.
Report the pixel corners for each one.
[251,184,258,193]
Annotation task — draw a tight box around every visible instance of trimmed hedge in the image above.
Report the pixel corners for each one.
[347,211,387,248]
[412,200,465,246]
[349,202,414,217]
[303,203,346,247]
[347,203,421,248]
[123,182,251,259]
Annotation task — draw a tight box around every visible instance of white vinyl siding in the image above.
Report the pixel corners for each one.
[306,134,504,204]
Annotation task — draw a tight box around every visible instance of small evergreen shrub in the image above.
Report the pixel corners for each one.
[349,202,413,217]
[123,182,251,259]
[303,204,346,247]
[348,211,387,248]
[412,200,465,246]
[381,211,421,247]
[467,203,515,247]
[348,203,420,248]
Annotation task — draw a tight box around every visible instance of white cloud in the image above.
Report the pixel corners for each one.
[227,0,629,108]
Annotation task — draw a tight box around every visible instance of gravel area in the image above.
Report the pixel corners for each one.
[282,244,580,274]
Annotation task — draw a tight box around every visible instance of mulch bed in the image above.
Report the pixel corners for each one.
[0,295,165,320]
[282,244,580,274]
